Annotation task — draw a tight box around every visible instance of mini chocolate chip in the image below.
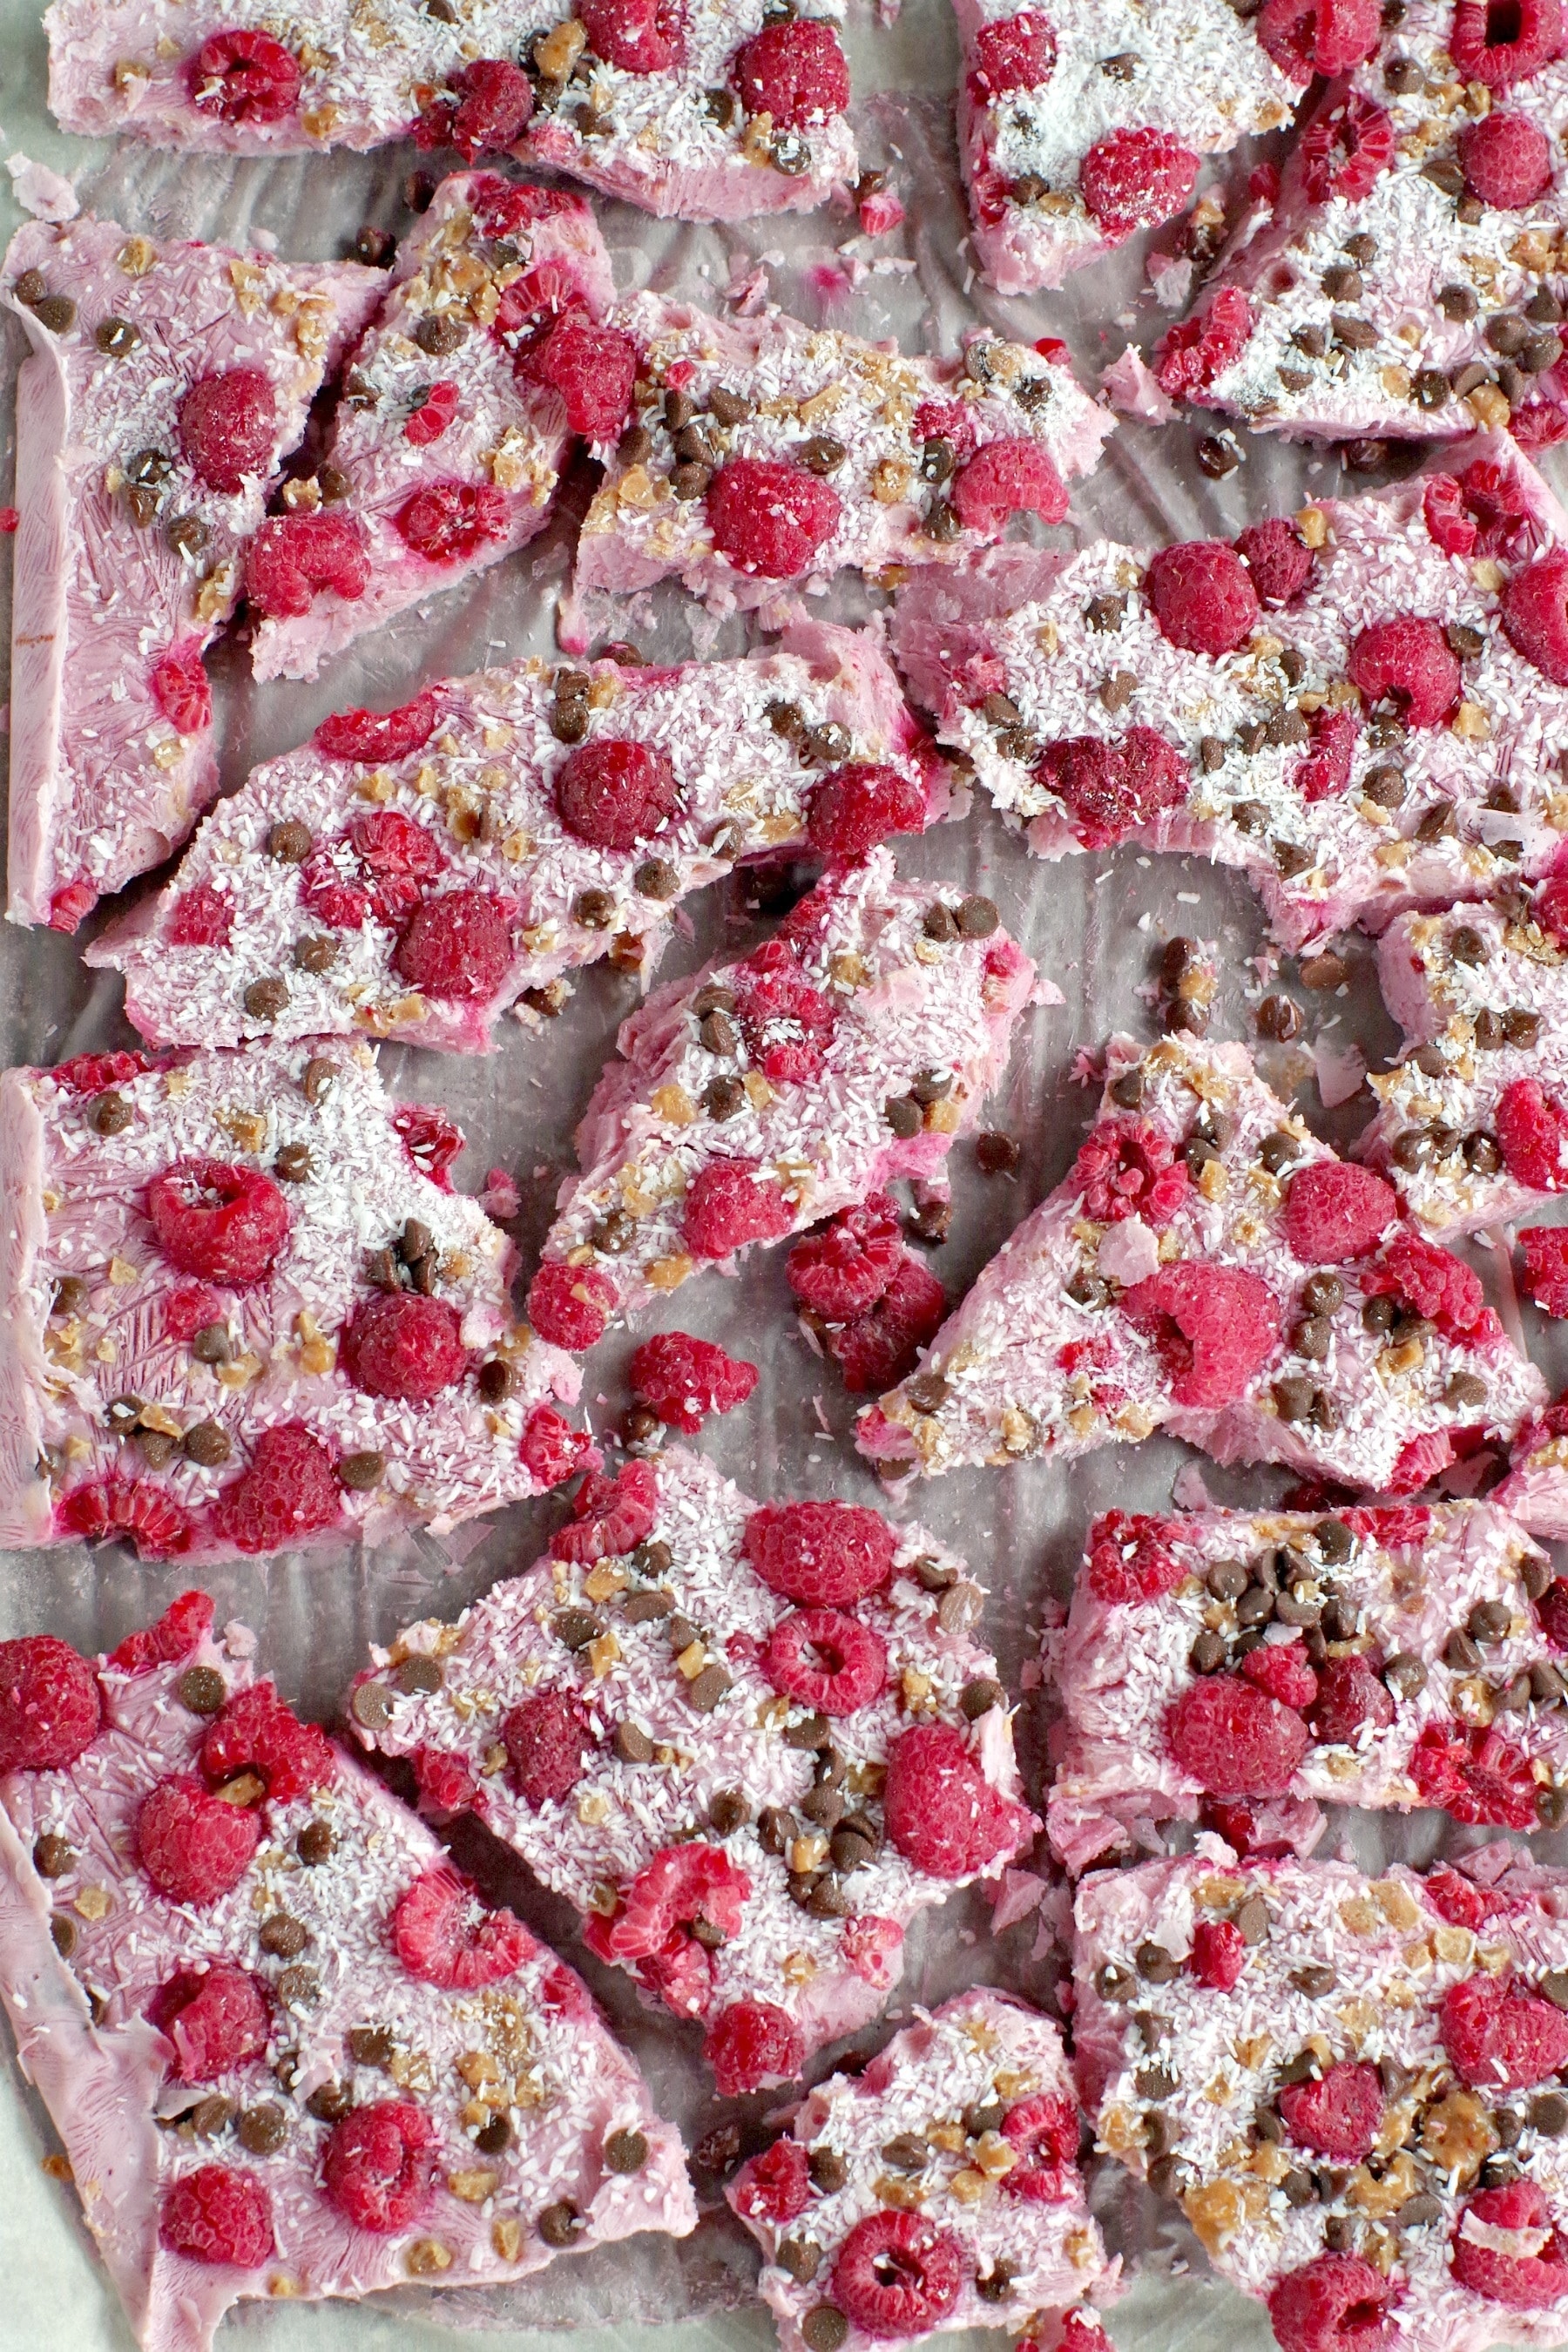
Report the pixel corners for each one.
[177,1665,227,1715]
[706,1788,749,1834]
[1256,993,1304,1042]
[1136,1942,1180,1984]
[274,1141,312,1183]
[976,1131,1020,1174]
[956,894,999,938]
[244,977,288,1020]
[238,2104,287,2155]
[337,1450,384,1492]
[31,294,77,334]
[275,1967,320,2008]
[268,818,314,864]
[1469,1598,1512,1644]
[884,1095,923,1139]
[395,1655,442,1698]
[474,2113,512,2155]
[260,1912,308,1957]
[1257,1130,1301,1174]
[808,2145,848,2192]
[296,1821,335,1867]
[1190,1631,1227,1673]
[183,1421,233,1466]
[959,1677,1005,1719]
[801,2308,848,2352]
[89,1091,132,1135]
[632,858,679,902]
[306,2081,353,2122]
[33,1834,73,1879]
[1234,1897,1272,1944]
[1382,1652,1427,1700]
[351,1682,394,1729]
[414,313,467,355]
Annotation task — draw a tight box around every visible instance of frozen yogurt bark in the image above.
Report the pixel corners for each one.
[0,1592,693,2352]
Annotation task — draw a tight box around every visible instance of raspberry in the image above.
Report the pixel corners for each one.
[410,1743,477,1815]
[1450,0,1563,87]
[743,1500,896,1605]
[450,58,535,159]
[882,1722,1029,1877]
[314,691,438,764]
[1070,1119,1190,1227]
[912,399,980,462]
[246,512,369,619]
[1347,616,1460,729]
[1497,1077,1568,1189]
[1459,456,1538,558]
[1538,873,1568,946]
[1086,1513,1185,1606]
[55,1479,195,1559]
[578,0,684,67]
[404,379,458,446]
[1240,1643,1320,1711]
[1504,550,1568,682]
[159,2166,274,2268]
[1281,1163,1396,1262]
[468,175,560,238]
[1120,1265,1282,1408]
[391,1864,536,1987]
[151,639,213,734]
[705,1999,804,2095]
[1520,1227,1568,1315]
[527,1261,616,1352]
[949,441,1068,535]
[148,1964,270,2079]
[211,1424,341,1556]
[396,480,511,564]
[138,1776,260,1904]
[502,1689,595,1804]
[394,1105,464,1186]
[730,19,849,126]
[1165,1674,1309,1796]
[764,1608,888,1715]
[341,1293,466,1401]
[590,1844,751,1972]
[515,311,639,440]
[1267,2254,1398,2352]
[1079,127,1200,238]
[1234,517,1315,608]
[1146,541,1260,658]
[683,1158,794,1258]
[735,940,839,1084]
[1058,2316,1112,2352]
[1426,1867,1518,1928]
[1155,287,1252,399]
[788,1195,903,1318]
[108,1590,214,1674]
[1189,1916,1247,1990]
[1036,727,1189,848]
[321,2102,436,2233]
[166,884,233,947]
[1256,0,1380,76]
[394,889,512,1000]
[1388,1430,1454,1495]
[1001,2092,1079,2201]
[1459,108,1554,206]
[841,1914,903,1986]
[177,368,278,495]
[200,1680,334,1803]
[1366,1231,1487,1336]
[1423,473,1475,558]
[186,28,301,124]
[54,1050,150,1099]
[1441,1969,1568,2087]
[706,459,841,580]
[1278,2063,1384,2161]
[1308,1653,1395,1747]
[146,1159,289,1285]
[969,12,1057,98]
[1299,95,1394,203]
[733,2137,812,2224]
[1541,1574,1568,1648]
[1409,1720,1539,1827]
[1295,705,1359,804]
[805,762,927,859]
[827,1254,947,1393]
[553,1459,659,1563]
[0,1637,101,1774]
[628,1333,757,1430]
[555,739,680,851]
[520,1403,598,1487]
[346,809,446,926]
[1451,2181,1568,2306]
[832,2210,966,2336]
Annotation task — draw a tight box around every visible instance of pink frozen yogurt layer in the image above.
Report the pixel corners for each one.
[891,434,1568,955]
[858,1031,1547,1490]
[249,171,616,684]
[3,213,381,932]
[88,622,943,1054]
[727,1988,1118,2352]
[1074,1845,1568,2352]
[0,1038,585,1564]
[346,1443,1037,2092]
[568,296,1112,624]
[1048,1499,1568,1876]
[534,848,1036,1339]
[0,1592,693,2352]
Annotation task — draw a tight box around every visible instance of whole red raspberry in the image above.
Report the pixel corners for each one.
[552,1460,659,1563]
[1442,1969,1568,2088]
[733,942,837,1085]
[1497,1077,1568,1190]
[1450,0,1563,87]
[805,761,927,858]
[1240,1643,1320,1711]
[1295,705,1359,804]
[1277,2062,1384,2160]
[1300,94,1394,202]
[1462,456,1544,559]
[166,884,233,946]
[151,639,213,734]
[1424,1867,1515,1928]
[628,1332,757,1430]
[1409,1720,1539,1828]
[706,459,841,579]
[391,1863,536,1987]
[200,1680,334,1803]
[1189,1916,1247,1990]
[1001,2091,1079,2201]
[1256,0,1380,78]
[396,480,512,563]
[1086,1513,1186,1606]
[732,2137,812,2223]
[913,397,980,462]
[186,28,301,124]
[394,889,513,1000]
[950,441,1068,535]
[969,12,1057,98]
[1451,2181,1568,2306]
[1308,1653,1395,1747]
[1164,1674,1309,1797]
[743,1500,896,1605]
[55,1478,196,1559]
[1234,518,1315,607]
[1281,1162,1396,1262]
[1035,727,1189,848]
[1267,2254,1398,2352]
[683,1157,794,1258]
[146,1159,290,1286]
[787,1195,903,1318]
[1537,873,1568,947]
[411,1743,477,1815]
[148,1964,271,2079]
[0,1637,101,1774]
[555,738,680,849]
[1070,1119,1190,1227]
[520,1404,598,1487]
[1080,126,1200,237]
[1504,549,1568,683]
[516,311,639,441]
[315,692,439,764]
[833,2210,966,2335]
[579,0,685,67]
[589,1846,750,2009]
[764,1607,888,1714]
[159,2166,275,2267]
[1348,616,1460,728]
[1146,540,1260,657]
[1121,1263,1281,1408]
[247,511,369,618]
[1424,471,1476,557]
[211,1424,342,1557]
[1368,1231,1487,1337]
[177,368,279,495]
[883,1721,1029,1877]
[528,1260,617,1350]
[827,1254,946,1393]
[704,1997,804,2094]
[341,1292,466,1401]
[503,1690,595,1804]
[730,19,849,126]
[108,1590,214,1675]
[53,1050,151,1100]
[1460,108,1554,206]
[1154,287,1252,399]
[1520,1226,1568,1315]
[448,58,534,160]
[138,1776,261,1904]
[321,2102,437,2233]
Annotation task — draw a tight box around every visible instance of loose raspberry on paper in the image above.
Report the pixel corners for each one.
[1154,288,1252,399]
[1459,109,1554,206]
[764,1608,888,1715]
[1347,616,1461,728]
[1504,547,1568,681]
[1409,1720,1540,1828]
[706,459,841,580]
[1267,2253,1398,2352]
[882,1722,1029,1877]
[528,1260,618,1351]
[1256,0,1380,76]
[178,366,278,495]
[1165,1674,1309,1796]
[1442,1970,1568,2088]
[628,1333,757,1430]
[1450,2181,1568,2307]
[787,1196,903,1319]
[683,1158,794,1258]
[315,692,438,764]
[151,640,213,735]
[1085,1512,1186,1607]
[744,1501,896,1605]
[1299,94,1394,203]
[554,738,681,851]
[516,311,639,441]
[55,1479,196,1559]
[108,1590,214,1675]
[159,2166,274,2268]
[146,1159,290,1286]
[949,441,1068,535]
[827,1254,946,1392]
[733,2137,812,2224]
[392,1864,536,1987]
[212,1423,342,1556]
[1308,1654,1395,1747]
[1071,1119,1190,1227]
[520,1404,598,1488]
[502,1689,596,1805]
[705,1998,804,2094]
[1240,1643,1320,1712]
[1497,1078,1568,1189]
[200,1680,334,1804]
[1079,126,1200,239]
[805,761,927,858]
[1234,518,1315,607]
[969,13,1057,98]
[148,1964,271,2080]
[0,1638,101,1774]
[553,1459,659,1564]
[1520,1227,1568,1315]
[1120,1264,1281,1408]
[1001,2091,1079,2201]
[321,2102,436,2233]
[138,1776,261,1905]
[1281,1162,1396,1262]
[246,512,369,619]
[730,19,849,126]
[1146,541,1260,658]
[1189,1917,1247,1990]
[832,2210,966,2336]
[1278,2063,1385,2161]
[1450,0,1563,87]
[1035,727,1189,849]
[395,480,512,564]
[393,1105,465,1187]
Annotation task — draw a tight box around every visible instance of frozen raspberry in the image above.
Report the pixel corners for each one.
[1001,2091,1078,2201]
[186,27,301,123]
[1450,0,1562,87]
[345,811,446,928]
[410,1743,478,1815]
[1058,2316,1112,2352]
[828,1254,947,1393]
[1165,1674,1309,1797]
[516,311,639,440]
[54,1050,150,1099]
[806,761,927,858]
[394,1106,465,1191]
[735,940,839,1084]
[0,1637,101,1774]
[731,19,849,126]
[1155,287,1252,399]
[969,12,1057,97]
[683,1157,794,1258]
[1086,1513,1185,1606]
[146,1159,289,1286]
[392,1864,536,1987]
[210,1424,341,1557]
[1443,1969,1568,2088]
[1278,2063,1384,2161]
[163,1286,227,1344]
[1423,473,1475,557]
[1234,518,1315,609]
[56,1479,195,1559]
[1281,1162,1396,1262]
[246,512,369,618]
[788,1195,902,1318]
[1460,456,1538,557]
[396,480,511,563]
[1540,1575,1568,1651]
[764,1608,888,1715]
[1409,1720,1539,1828]
[883,1722,1029,1877]
[520,1404,598,1487]
[1036,727,1189,849]
[1080,126,1200,238]
[628,1333,758,1430]
[1348,616,1460,728]
[1267,2254,1398,2352]
[315,692,438,764]
[591,1843,751,1970]
[1121,1264,1281,1408]
[449,58,535,159]
[108,1590,214,1675]
[1367,1231,1488,1336]
[1459,108,1554,206]
[706,459,841,580]
[950,441,1068,535]
[744,1501,896,1605]
[177,368,278,495]
[1295,705,1359,804]
[166,884,233,947]
[1520,1227,1568,1315]
[148,1964,270,2079]
[1241,1643,1320,1711]
[1257,0,1380,73]
[1308,1654,1395,1747]
[1146,541,1260,658]
[1426,1867,1517,1928]
[159,2166,274,2268]
[502,1689,596,1804]
[528,1260,618,1351]
[1505,549,1568,682]
[578,0,684,68]
[1497,1077,1568,1189]
[201,1679,334,1803]
[1538,873,1568,947]
[705,1998,804,2095]
[1299,94,1394,203]
[555,1459,659,1565]
[841,1914,902,1987]
[394,889,513,1000]
[913,398,980,462]
[403,379,458,448]
[733,2137,812,2224]
[138,1776,261,1905]
[1387,1430,1455,1496]
[321,2102,436,2233]
[341,1292,466,1401]
[833,2210,966,2336]
[554,738,679,851]
[1189,1916,1247,1990]
[1070,1119,1190,1227]
[151,639,213,734]
[1451,2181,1568,2306]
